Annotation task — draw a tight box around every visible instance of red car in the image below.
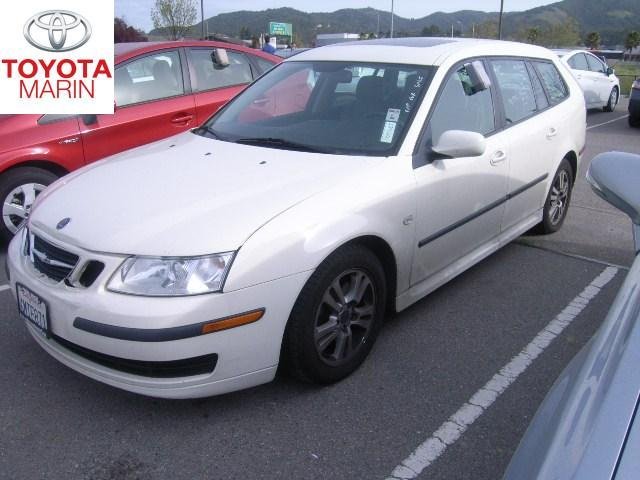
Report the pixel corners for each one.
[0,41,279,241]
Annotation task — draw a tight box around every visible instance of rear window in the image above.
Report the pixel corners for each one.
[490,59,537,124]
[532,61,569,105]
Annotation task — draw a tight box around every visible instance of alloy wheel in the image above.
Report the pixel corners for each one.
[548,170,570,226]
[2,183,46,234]
[314,268,376,366]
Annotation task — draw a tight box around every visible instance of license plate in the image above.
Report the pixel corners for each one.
[17,283,49,338]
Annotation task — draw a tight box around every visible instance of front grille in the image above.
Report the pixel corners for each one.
[28,233,79,282]
[52,334,218,378]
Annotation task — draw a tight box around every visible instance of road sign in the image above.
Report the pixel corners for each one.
[269,22,293,37]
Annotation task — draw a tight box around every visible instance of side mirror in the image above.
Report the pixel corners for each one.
[587,151,640,253]
[463,61,492,95]
[80,114,97,125]
[212,48,230,68]
[432,130,486,159]
[606,66,615,76]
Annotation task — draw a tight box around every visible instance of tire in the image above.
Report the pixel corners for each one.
[282,244,387,384]
[629,115,640,128]
[0,167,58,243]
[603,87,618,112]
[537,158,574,235]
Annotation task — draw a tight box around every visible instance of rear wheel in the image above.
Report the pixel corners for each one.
[630,115,640,128]
[0,167,58,242]
[282,244,386,384]
[603,87,618,112]
[537,158,573,234]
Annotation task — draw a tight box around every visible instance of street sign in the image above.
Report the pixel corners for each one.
[269,22,293,37]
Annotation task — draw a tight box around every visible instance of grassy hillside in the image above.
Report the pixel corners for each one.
[150,0,640,47]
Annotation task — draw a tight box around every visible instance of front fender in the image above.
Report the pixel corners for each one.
[224,157,417,301]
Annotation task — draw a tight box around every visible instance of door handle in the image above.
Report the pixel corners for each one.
[171,114,194,125]
[546,127,558,139]
[490,150,507,166]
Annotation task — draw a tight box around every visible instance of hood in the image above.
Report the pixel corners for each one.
[29,132,376,256]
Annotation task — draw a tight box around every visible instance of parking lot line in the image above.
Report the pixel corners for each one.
[386,266,619,480]
[0,285,10,292]
[587,114,629,130]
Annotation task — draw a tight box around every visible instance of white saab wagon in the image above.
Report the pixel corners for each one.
[7,38,586,399]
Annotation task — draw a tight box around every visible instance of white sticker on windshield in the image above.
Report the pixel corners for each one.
[386,108,401,122]
[380,121,397,143]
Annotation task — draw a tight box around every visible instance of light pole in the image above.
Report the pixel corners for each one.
[390,0,394,38]
[201,0,205,40]
[498,0,504,40]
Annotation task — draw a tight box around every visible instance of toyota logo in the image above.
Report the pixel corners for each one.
[24,10,91,52]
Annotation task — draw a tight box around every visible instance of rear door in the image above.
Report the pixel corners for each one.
[488,58,555,231]
[186,48,257,124]
[567,53,598,107]
[81,48,196,163]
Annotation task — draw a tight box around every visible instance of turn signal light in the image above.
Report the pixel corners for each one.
[201,309,264,334]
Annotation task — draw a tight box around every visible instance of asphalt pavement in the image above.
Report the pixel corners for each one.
[0,100,637,480]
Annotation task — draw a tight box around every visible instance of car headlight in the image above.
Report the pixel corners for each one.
[107,253,235,296]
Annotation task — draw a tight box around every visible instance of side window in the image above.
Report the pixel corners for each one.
[429,63,495,144]
[526,63,549,110]
[115,50,184,107]
[533,61,569,105]
[568,53,588,71]
[253,56,277,76]
[190,49,254,92]
[586,54,605,73]
[490,59,537,124]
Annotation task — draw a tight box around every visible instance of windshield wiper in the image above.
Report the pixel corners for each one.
[194,126,223,140]
[234,137,327,153]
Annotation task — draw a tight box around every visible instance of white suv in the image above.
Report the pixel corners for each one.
[7,38,586,399]
[555,49,620,111]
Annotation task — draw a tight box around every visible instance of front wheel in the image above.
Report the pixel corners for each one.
[603,87,618,112]
[282,244,386,384]
[537,158,574,234]
[630,115,640,128]
[0,167,58,242]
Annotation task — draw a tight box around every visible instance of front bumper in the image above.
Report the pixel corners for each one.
[7,230,310,399]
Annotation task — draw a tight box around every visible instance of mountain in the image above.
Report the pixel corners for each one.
[149,0,639,47]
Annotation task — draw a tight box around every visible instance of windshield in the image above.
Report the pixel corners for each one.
[200,61,435,156]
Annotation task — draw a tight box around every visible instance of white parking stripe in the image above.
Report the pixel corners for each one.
[386,266,619,480]
[587,114,629,130]
[0,285,10,292]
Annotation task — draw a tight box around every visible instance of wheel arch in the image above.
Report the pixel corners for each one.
[1,160,69,178]
[340,235,398,314]
[564,150,578,182]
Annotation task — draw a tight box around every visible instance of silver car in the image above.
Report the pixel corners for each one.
[503,151,640,479]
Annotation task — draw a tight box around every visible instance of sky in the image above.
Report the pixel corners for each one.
[115,0,559,33]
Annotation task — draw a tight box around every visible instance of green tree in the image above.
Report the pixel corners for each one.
[525,27,540,44]
[239,26,251,40]
[538,20,581,48]
[151,0,197,40]
[625,31,640,59]
[475,21,498,40]
[585,31,601,49]
[421,24,441,37]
